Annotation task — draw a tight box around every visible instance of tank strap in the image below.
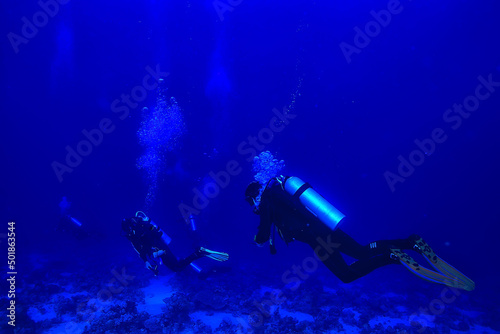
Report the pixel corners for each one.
[293,182,312,200]
[270,224,277,254]
[275,175,285,190]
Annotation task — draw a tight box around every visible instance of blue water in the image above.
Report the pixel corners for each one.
[2,0,500,333]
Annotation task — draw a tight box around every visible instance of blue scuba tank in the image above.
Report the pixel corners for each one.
[135,211,172,245]
[150,220,172,245]
[283,176,345,231]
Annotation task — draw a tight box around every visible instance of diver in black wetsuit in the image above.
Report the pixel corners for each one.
[122,212,229,276]
[245,177,475,290]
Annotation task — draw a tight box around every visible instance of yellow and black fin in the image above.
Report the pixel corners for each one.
[391,249,472,291]
[412,236,475,291]
[199,247,229,262]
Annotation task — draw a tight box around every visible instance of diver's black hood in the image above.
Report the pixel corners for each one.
[245,181,262,200]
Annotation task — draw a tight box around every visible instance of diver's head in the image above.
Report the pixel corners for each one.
[245,181,262,214]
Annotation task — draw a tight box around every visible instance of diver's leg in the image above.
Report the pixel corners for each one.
[176,250,205,269]
[347,253,399,282]
[303,228,398,283]
[315,246,357,283]
[313,241,396,283]
[160,247,228,272]
[158,247,189,272]
[151,233,197,272]
[177,247,229,266]
[160,248,204,272]
[366,237,415,257]
[327,229,371,260]
[329,226,415,258]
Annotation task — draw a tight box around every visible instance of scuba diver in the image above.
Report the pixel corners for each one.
[56,196,89,240]
[245,153,474,291]
[122,211,229,276]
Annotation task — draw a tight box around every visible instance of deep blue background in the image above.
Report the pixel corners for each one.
[2,0,499,298]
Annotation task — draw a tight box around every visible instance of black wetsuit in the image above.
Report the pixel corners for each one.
[127,220,202,273]
[255,178,414,283]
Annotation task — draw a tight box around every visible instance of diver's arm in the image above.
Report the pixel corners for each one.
[255,200,272,245]
[130,239,148,262]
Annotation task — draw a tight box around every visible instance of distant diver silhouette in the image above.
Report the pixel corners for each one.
[122,211,229,276]
[246,152,474,291]
[56,196,89,240]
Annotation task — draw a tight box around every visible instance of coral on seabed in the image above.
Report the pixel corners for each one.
[161,292,191,322]
[194,289,228,310]
[19,255,499,334]
[83,300,148,333]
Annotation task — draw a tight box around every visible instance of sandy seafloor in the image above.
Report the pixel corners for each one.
[8,252,500,334]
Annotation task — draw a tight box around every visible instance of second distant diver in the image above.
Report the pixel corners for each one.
[245,175,475,291]
[122,211,229,276]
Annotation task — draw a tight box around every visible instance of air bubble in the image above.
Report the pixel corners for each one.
[136,85,186,209]
[252,151,285,185]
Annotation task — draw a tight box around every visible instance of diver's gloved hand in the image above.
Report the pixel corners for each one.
[145,261,153,270]
[145,261,159,276]
[153,250,165,258]
[254,235,265,247]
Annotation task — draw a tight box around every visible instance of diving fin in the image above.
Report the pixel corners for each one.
[199,247,229,262]
[411,236,475,291]
[390,249,472,291]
